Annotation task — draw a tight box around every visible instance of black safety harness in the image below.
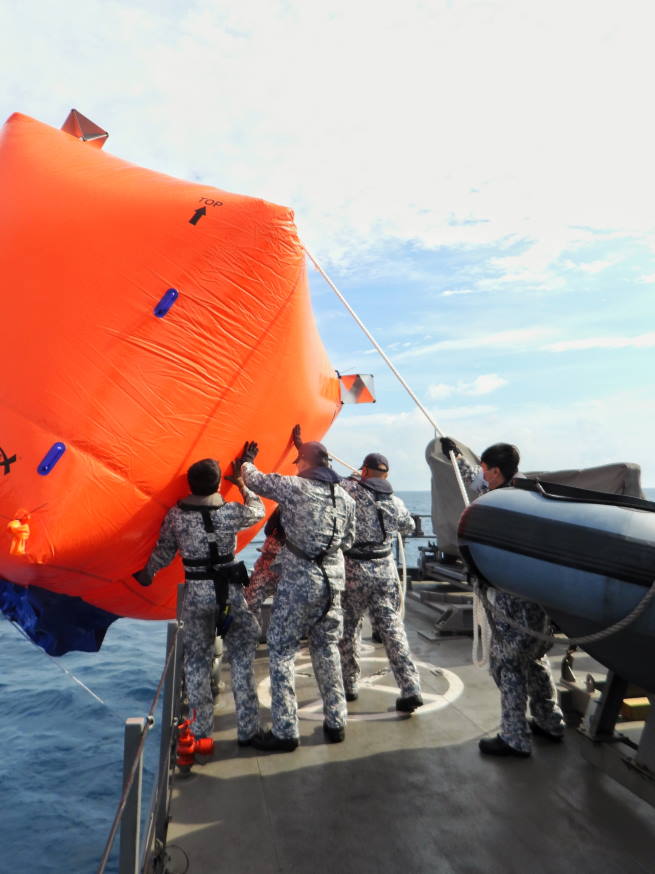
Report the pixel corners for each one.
[345,480,392,561]
[284,482,341,618]
[181,506,249,635]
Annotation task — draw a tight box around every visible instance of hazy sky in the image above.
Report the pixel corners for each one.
[2,0,654,487]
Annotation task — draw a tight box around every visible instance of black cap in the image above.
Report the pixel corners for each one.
[187,458,221,496]
[360,452,389,472]
[293,441,330,467]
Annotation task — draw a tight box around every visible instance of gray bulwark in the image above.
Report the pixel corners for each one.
[165,600,655,874]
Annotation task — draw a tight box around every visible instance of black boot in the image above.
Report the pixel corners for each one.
[478,734,530,758]
[323,721,346,743]
[345,691,359,702]
[529,719,564,742]
[250,729,299,752]
[396,693,424,713]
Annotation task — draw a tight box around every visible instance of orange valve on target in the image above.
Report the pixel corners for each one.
[8,510,31,556]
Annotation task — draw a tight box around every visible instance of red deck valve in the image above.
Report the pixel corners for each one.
[176,717,214,770]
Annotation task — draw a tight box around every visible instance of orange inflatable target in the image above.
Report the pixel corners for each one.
[0,111,341,632]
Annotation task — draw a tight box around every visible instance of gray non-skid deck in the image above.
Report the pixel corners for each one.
[165,598,655,874]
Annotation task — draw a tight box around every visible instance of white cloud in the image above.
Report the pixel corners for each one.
[576,259,618,274]
[544,332,655,352]
[427,373,508,399]
[465,374,508,395]
[326,387,655,488]
[441,289,477,297]
[394,328,551,361]
[3,0,655,267]
[427,384,453,400]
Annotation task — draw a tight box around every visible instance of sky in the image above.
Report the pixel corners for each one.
[2,0,654,488]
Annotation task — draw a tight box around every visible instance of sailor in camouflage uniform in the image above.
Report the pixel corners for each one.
[135,454,265,743]
[441,438,565,757]
[245,507,284,618]
[241,434,356,751]
[339,453,423,712]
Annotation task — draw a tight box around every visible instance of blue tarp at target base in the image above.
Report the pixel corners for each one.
[0,579,119,655]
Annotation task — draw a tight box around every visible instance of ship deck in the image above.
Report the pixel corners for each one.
[164,592,655,874]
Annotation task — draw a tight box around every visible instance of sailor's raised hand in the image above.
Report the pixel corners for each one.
[133,568,152,587]
[241,440,259,463]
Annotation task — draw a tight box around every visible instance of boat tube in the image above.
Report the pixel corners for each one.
[425,436,644,560]
[458,478,655,691]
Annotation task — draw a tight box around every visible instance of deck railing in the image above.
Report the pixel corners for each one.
[96,588,185,874]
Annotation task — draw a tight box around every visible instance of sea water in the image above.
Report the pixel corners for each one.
[1,489,651,873]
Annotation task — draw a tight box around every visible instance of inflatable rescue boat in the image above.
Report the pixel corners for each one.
[0,111,342,652]
[458,478,655,692]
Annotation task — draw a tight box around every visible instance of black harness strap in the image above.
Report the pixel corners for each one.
[184,553,234,578]
[345,545,392,561]
[345,481,390,561]
[177,508,237,638]
[285,483,340,621]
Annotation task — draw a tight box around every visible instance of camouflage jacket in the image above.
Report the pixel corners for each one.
[145,490,264,578]
[241,462,356,585]
[456,457,488,497]
[340,478,415,551]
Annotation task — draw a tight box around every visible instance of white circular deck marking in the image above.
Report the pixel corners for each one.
[256,655,464,722]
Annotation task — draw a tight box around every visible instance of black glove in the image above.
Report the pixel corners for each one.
[440,436,460,458]
[133,569,152,587]
[226,457,244,484]
[241,440,259,463]
[292,424,303,450]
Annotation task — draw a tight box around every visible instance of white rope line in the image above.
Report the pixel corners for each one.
[476,576,655,646]
[304,244,488,662]
[328,451,359,473]
[10,620,125,721]
[304,245,470,508]
[304,245,442,432]
[397,533,408,621]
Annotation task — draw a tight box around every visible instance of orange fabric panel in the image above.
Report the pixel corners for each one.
[0,112,341,620]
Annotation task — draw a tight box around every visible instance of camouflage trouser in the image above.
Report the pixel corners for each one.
[182,581,261,741]
[490,648,565,753]
[267,575,347,739]
[340,559,421,699]
[223,585,262,741]
[182,582,219,738]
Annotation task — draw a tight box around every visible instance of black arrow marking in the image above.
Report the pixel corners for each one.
[189,207,207,226]
[0,447,16,475]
